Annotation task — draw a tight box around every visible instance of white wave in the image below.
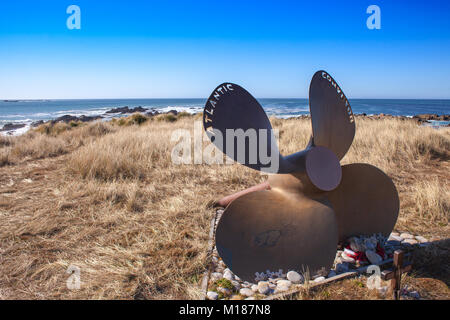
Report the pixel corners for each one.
[0,124,31,136]
[156,106,203,114]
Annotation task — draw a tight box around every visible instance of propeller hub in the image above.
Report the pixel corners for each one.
[305,146,342,191]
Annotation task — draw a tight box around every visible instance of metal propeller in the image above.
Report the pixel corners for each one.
[203,71,399,283]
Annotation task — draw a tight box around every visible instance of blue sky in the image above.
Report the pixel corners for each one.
[1,0,449,99]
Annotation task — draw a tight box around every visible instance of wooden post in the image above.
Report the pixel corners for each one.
[381,250,412,300]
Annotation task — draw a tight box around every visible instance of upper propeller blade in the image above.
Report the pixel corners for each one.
[326,163,400,242]
[309,71,355,160]
[203,83,282,173]
[215,189,338,282]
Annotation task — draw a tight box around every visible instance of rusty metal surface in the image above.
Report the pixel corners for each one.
[215,189,338,283]
[309,70,355,160]
[326,163,400,242]
[203,83,281,173]
[205,70,399,283]
[203,82,342,190]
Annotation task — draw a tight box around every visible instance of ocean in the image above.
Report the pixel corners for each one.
[1,98,449,134]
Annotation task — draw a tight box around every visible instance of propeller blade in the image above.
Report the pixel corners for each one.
[215,189,338,282]
[203,83,282,173]
[326,163,400,242]
[309,71,355,160]
[203,83,342,187]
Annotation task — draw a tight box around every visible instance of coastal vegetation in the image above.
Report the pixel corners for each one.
[0,114,448,299]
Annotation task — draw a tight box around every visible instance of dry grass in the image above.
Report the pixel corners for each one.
[0,115,448,299]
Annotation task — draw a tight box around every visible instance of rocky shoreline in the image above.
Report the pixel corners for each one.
[1,108,449,134]
[0,106,184,134]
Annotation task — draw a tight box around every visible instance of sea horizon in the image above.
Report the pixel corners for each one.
[1,98,450,135]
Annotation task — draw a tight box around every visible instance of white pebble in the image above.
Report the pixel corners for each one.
[314,276,326,282]
[415,236,428,243]
[239,288,254,297]
[207,291,218,300]
[400,233,414,239]
[231,280,241,291]
[287,271,303,284]
[223,270,234,281]
[389,235,404,242]
[402,238,418,245]
[211,272,222,281]
[276,280,292,292]
[257,281,270,294]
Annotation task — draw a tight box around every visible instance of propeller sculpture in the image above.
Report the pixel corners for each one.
[203,71,399,283]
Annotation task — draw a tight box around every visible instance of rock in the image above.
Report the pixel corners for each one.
[31,120,45,127]
[366,250,383,265]
[231,280,241,291]
[286,271,303,284]
[276,280,292,292]
[245,296,256,300]
[207,291,218,300]
[257,281,270,294]
[239,288,254,297]
[314,276,326,283]
[251,284,258,292]
[106,106,147,114]
[389,235,404,242]
[402,238,418,245]
[217,287,232,296]
[211,272,222,281]
[400,233,414,239]
[413,113,444,121]
[391,232,400,236]
[53,114,102,123]
[223,270,234,281]
[241,281,251,288]
[216,266,225,273]
[415,236,428,243]
[230,295,243,300]
[1,123,26,131]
